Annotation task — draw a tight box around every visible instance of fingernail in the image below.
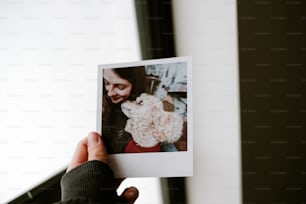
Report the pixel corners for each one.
[126,189,136,197]
[89,132,99,144]
[126,187,138,198]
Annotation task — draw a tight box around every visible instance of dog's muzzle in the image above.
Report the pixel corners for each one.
[121,102,131,116]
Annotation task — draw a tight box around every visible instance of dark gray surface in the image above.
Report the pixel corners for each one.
[238,0,306,203]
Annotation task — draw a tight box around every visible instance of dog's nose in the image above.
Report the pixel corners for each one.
[121,103,131,111]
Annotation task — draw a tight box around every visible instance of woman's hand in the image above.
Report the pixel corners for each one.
[67,132,139,203]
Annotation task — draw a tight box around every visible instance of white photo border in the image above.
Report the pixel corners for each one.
[97,56,193,178]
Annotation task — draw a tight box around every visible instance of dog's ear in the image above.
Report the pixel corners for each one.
[162,96,175,112]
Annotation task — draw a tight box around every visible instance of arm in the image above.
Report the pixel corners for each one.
[59,160,116,203]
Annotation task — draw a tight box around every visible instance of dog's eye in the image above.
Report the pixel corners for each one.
[138,100,143,105]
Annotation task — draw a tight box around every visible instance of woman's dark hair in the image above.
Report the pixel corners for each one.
[102,66,147,153]
[113,66,146,100]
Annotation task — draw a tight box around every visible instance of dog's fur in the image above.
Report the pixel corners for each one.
[121,93,183,148]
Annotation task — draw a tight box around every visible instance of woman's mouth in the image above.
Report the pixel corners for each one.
[111,96,123,103]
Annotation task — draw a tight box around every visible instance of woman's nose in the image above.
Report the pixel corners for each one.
[107,86,116,96]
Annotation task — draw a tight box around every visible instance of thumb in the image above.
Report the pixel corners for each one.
[119,187,139,204]
[87,132,108,163]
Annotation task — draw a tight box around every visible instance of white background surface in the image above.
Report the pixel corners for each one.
[0,1,161,203]
[0,0,241,203]
[173,1,242,203]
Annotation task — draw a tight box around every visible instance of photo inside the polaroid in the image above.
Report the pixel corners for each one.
[101,62,188,155]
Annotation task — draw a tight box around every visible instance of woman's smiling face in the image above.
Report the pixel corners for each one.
[103,69,133,104]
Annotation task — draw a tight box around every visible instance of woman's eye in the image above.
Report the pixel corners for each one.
[118,85,125,90]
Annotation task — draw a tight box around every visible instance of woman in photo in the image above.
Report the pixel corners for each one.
[102,66,146,153]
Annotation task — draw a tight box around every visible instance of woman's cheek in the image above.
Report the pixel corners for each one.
[119,89,129,97]
[104,85,110,92]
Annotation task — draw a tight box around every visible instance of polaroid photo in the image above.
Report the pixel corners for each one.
[97,56,193,178]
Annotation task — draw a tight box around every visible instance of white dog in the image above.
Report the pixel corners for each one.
[121,93,183,148]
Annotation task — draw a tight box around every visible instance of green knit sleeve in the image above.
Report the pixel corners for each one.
[59,160,117,204]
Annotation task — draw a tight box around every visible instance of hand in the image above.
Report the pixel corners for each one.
[67,132,139,203]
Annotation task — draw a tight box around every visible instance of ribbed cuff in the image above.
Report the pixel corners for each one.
[60,160,117,203]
